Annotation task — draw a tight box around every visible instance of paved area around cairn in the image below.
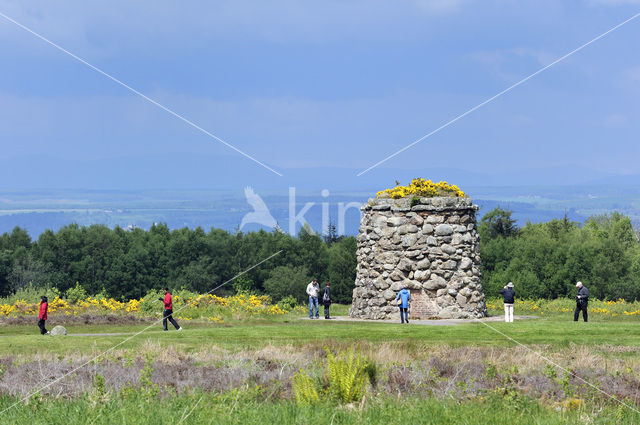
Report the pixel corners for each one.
[316,315,538,326]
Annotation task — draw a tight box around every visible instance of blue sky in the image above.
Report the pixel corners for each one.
[1,0,639,187]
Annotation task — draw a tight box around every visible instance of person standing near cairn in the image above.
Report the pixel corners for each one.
[158,287,182,331]
[395,286,411,324]
[322,281,332,319]
[306,278,320,319]
[574,281,589,322]
[38,296,49,335]
[500,282,515,323]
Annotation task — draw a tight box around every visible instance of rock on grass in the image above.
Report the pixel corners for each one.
[51,326,67,336]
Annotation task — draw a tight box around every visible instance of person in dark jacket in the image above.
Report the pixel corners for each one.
[322,282,332,319]
[574,281,589,322]
[38,296,49,335]
[158,288,182,331]
[500,282,515,323]
[395,287,411,324]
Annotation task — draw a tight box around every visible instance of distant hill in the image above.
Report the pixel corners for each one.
[1,153,638,236]
[0,184,638,238]
[0,153,634,191]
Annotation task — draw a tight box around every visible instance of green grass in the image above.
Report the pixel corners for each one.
[0,391,637,425]
[326,303,351,316]
[2,314,640,358]
[2,312,640,424]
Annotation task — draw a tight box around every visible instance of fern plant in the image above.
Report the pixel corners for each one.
[291,371,320,405]
[326,348,369,403]
[291,348,370,405]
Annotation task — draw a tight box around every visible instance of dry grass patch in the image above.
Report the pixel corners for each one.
[2,342,640,406]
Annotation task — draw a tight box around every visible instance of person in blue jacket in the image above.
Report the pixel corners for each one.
[395,287,411,324]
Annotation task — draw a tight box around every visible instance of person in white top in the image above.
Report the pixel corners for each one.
[306,278,320,319]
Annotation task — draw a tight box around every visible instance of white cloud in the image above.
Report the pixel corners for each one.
[511,114,535,125]
[612,67,640,92]
[412,0,468,13]
[587,0,640,5]
[470,47,555,82]
[472,47,553,66]
[623,67,640,84]
[0,0,470,55]
[603,113,628,126]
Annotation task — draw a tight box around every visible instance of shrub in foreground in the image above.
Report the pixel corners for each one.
[293,348,370,405]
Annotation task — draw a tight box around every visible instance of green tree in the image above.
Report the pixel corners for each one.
[8,250,50,291]
[0,250,12,297]
[263,265,311,303]
[174,256,219,294]
[479,207,519,239]
[327,237,357,303]
[323,220,341,247]
[7,226,32,250]
[298,225,329,283]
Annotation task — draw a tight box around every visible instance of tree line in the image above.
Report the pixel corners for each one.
[479,208,640,300]
[0,223,357,304]
[1,207,639,304]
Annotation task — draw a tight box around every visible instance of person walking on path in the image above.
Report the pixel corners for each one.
[158,287,182,331]
[306,278,320,319]
[38,296,49,335]
[500,282,515,323]
[395,287,411,324]
[574,281,589,322]
[322,282,332,319]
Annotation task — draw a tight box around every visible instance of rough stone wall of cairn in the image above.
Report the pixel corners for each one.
[349,197,486,320]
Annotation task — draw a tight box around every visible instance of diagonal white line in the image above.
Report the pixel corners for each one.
[474,318,640,414]
[357,12,640,176]
[0,250,282,415]
[0,11,283,177]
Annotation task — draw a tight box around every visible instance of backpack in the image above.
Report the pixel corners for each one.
[322,289,330,302]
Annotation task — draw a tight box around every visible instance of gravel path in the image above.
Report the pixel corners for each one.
[313,315,538,326]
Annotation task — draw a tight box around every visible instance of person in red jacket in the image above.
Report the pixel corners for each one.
[158,288,182,331]
[38,296,49,335]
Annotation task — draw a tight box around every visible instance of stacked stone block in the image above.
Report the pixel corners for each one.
[349,196,486,319]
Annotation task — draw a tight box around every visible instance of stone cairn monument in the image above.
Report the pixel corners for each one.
[350,184,486,320]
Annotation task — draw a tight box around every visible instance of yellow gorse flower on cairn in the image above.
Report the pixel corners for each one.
[376,178,466,199]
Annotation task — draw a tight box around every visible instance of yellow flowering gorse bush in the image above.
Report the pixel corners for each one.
[0,293,291,321]
[486,297,638,318]
[173,293,288,318]
[377,178,466,199]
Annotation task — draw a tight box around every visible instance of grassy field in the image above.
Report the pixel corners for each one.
[2,393,639,425]
[2,313,640,356]
[1,306,640,424]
